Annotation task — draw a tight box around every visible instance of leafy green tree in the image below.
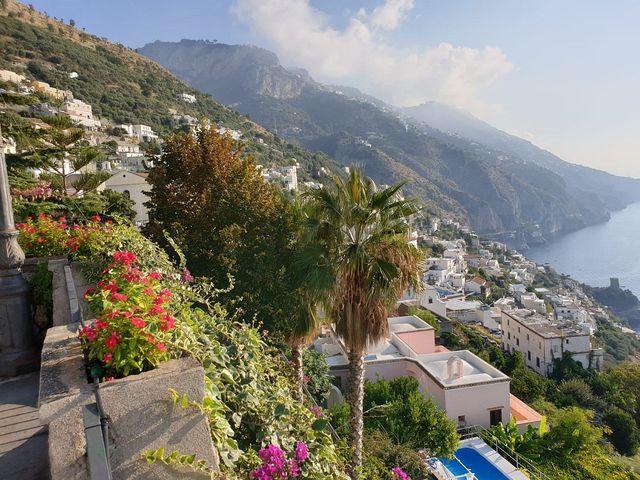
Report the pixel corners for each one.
[24,115,108,195]
[145,124,299,332]
[301,349,332,406]
[363,377,459,456]
[299,168,422,476]
[543,407,601,457]
[362,431,429,479]
[603,407,640,456]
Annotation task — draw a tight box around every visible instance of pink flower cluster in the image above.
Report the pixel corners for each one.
[391,467,410,480]
[12,180,54,200]
[251,442,309,480]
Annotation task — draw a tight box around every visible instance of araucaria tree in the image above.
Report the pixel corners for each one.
[144,124,299,330]
[300,169,422,478]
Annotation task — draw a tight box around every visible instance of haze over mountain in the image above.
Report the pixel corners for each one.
[140,40,640,247]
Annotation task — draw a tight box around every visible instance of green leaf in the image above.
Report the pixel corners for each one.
[312,419,329,431]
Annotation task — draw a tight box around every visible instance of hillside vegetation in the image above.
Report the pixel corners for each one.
[0,0,340,183]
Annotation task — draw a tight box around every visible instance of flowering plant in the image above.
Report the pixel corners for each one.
[16,213,114,258]
[250,442,309,480]
[16,213,70,257]
[80,250,177,377]
[391,467,410,480]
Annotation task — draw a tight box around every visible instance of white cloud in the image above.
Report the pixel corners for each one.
[231,0,513,111]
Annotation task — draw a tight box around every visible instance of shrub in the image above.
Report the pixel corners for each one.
[16,213,69,256]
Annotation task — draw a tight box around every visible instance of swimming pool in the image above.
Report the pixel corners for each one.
[439,447,510,480]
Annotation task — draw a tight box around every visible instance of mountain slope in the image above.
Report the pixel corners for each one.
[139,40,640,246]
[0,1,341,184]
[402,102,640,211]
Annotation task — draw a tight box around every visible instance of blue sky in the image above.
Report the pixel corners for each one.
[29,0,640,177]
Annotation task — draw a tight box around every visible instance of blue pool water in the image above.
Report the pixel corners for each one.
[439,447,510,480]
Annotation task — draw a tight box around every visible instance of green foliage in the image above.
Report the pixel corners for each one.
[302,349,332,405]
[544,407,601,457]
[362,377,459,456]
[604,407,640,456]
[145,125,300,332]
[407,306,441,334]
[28,261,53,335]
[362,431,428,479]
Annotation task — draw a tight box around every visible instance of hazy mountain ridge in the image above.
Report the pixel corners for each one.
[139,40,640,246]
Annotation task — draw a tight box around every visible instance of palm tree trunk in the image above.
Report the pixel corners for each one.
[347,349,365,479]
[291,344,304,403]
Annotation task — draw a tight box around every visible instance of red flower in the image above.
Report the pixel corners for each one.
[149,305,165,315]
[131,317,145,328]
[148,271,161,280]
[111,292,128,302]
[84,288,96,298]
[112,251,137,265]
[91,215,101,222]
[36,237,47,244]
[160,315,175,331]
[157,342,166,352]
[95,320,109,330]
[102,353,112,363]
[106,333,118,350]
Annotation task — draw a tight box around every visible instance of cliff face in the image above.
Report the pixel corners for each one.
[139,40,639,246]
[138,41,308,101]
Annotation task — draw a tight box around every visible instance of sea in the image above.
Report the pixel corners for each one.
[527,202,640,299]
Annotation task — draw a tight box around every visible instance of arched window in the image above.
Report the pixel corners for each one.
[122,190,130,199]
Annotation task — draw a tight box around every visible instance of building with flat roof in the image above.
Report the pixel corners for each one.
[501,309,603,376]
[315,315,541,431]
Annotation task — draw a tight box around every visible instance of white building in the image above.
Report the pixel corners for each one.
[115,141,142,158]
[1,136,17,155]
[519,293,546,315]
[178,93,196,103]
[117,124,158,143]
[464,276,489,296]
[262,165,298,191]
[316,315,541,430]
[99,170,150,226]
[502,309,603,376]
[61,99,100,128]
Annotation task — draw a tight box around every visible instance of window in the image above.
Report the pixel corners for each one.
[122,189,131,199]
[536,357,540,367]
[553,345,559,353]
[507,332,511,339]
[518,326,521,333]
[527,333,530,341]
[566,339,569,344]
[490,409,503,426]
[457,415,466,427]
[428,298,433,304]
[516,338,520,346]
[527,351,531,361]
[539,342,542,349]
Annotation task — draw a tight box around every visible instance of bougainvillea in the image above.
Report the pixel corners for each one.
[250,442,309,480]
[391,467,410,480]
[80,250,177,377]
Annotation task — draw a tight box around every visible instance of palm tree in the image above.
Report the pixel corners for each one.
[287,299,320,402]
[300,168,422,478]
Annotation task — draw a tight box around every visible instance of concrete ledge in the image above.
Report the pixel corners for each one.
[99,358,218,479]
[39,322,93,480]
[39,324,219,480]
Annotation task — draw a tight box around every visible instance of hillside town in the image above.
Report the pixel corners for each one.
[2,3,640,479]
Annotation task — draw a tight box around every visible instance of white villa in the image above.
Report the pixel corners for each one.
[61,99,100,128]
[117,124,158,143]
[316,315,542,432]
[98,170,150,226]
[501,309,603,376]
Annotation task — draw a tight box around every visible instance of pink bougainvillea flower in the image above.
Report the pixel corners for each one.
[391,467,410,480]
[294,442,309,464]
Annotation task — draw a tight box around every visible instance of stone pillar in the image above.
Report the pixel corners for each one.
[0,144,33,366]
